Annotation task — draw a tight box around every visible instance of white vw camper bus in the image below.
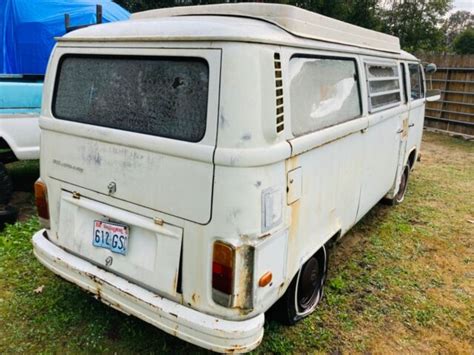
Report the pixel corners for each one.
[32,4,439,352]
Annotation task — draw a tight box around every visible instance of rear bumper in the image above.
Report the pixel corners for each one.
[32,230,264,353]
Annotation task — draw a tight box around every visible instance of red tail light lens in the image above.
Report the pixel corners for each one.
[212,242,235,295]
[34,180,49,221]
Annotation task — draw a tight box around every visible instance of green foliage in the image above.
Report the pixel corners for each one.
[452,27,474,54]
[346,0,381,30]
[442,10,474,48]
[289,0,381,30]
[289,0,350,21]
[115,0,220,12]
[379,0,452,52]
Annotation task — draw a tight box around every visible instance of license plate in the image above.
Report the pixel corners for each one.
[93,220,129,255]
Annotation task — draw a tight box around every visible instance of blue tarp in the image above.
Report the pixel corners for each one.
[0,0,129,75]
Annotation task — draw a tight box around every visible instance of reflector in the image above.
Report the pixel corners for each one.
[34,179,49,220]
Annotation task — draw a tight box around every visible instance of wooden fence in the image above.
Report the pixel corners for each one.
[418,54,474,137]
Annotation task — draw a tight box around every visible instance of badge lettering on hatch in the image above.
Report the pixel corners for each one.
[52,159,84,173]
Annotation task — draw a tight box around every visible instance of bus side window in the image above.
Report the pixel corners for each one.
[289,56,361,137]
[365,62,401,112]
[408,63,423,100]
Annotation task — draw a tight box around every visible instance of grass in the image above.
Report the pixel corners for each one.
[0,132,473,353]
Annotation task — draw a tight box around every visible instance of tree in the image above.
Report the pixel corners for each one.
[115,0,202,13]
[442,10,474,48]
[379,0,452,52]
[288,0,350,21]
[347,0,382,30]
[452,27,474,54]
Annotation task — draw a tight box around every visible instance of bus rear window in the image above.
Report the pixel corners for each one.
[53,55,209,142]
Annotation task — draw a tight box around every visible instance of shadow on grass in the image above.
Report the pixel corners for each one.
[6,160,39,192]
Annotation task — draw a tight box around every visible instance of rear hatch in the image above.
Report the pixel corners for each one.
[45,49,220,223]
[41,48,220,295]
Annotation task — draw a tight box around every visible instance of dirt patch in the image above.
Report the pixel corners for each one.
[10,191,36,222]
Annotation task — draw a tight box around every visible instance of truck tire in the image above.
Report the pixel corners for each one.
[0,205,18,229]
[0,163,13,205]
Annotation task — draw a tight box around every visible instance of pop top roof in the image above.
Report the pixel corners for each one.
[131,3,401,53]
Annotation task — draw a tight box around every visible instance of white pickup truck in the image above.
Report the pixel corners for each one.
[0,74,41,221]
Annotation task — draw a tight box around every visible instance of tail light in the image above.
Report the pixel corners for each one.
[34,179,50,228]
[212,241,235,295]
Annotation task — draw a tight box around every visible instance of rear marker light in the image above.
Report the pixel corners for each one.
[258,271,273,287]
[34,180,50,223]
[212,241,235,295]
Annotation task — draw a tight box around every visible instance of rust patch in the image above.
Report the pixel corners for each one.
[286,155,301,279]
[225,344,247,353]
[50,251,177,318]
[286,154,299,172]
[289,199,301,240]
[286,155,301,234]
[172,272,178,293]
[235,245,255,312]
[258,232,271,240]
[288,130,358,158]
[94,288,102,301]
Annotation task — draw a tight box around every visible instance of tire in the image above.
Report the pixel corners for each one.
[273,246,328,325]
[384,165,409,206]
[0,162,13,205]
[0,205,18,229]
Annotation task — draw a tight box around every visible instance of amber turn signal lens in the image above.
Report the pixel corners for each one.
[34,180,49,220]
[258,271,273,287]
[212,241,235,295]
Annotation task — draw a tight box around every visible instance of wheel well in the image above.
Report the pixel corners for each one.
[0,138,11,150]
[408,149,417,170]
[325,230,342,251]
[0,138,17,164]
[288,231,338,284]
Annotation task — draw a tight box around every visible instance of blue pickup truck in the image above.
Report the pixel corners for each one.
[0,76,42,215]
[0,77,42,157]
[0,0,129,222]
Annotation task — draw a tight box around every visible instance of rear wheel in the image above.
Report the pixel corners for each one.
[273,246,327,325]
[384,165,409,206]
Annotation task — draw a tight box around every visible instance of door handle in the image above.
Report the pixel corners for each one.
[409,123,415,128]
[396,129,404,134]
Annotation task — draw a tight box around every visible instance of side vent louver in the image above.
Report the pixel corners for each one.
[274,53,284,133]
